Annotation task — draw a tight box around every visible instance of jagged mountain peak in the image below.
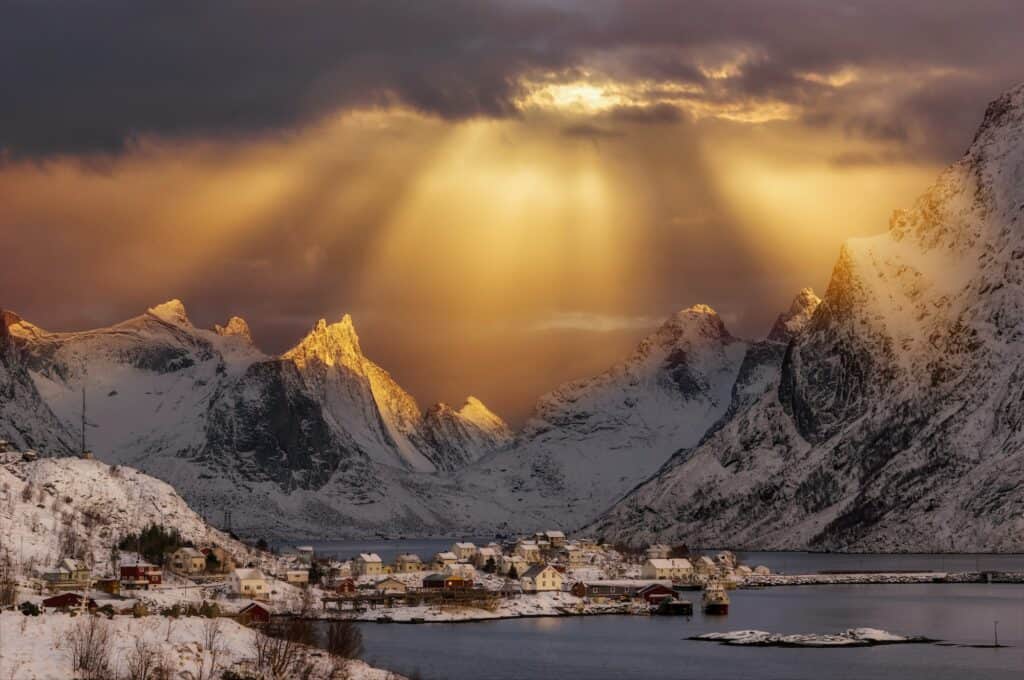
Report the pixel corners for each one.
[637,302,732,358]
[457,396,512,434]
[2,309,45,341]
[768,287,821,343]
[214,316,254,344]
[285,314,363,368]
[147,299,191,326]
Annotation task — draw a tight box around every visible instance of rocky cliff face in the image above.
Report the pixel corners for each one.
[592,83,1024,552]
[0,311,75,454]
[0,301,511,536]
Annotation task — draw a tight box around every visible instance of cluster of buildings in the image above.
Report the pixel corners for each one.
[638,546,770,583]
[314,532,626,601]
[33,542,246,599]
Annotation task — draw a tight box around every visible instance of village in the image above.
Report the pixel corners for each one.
[9,527,771,625]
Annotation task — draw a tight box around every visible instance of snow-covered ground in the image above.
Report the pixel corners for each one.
[0,456,265,576]
[691,628,934,647]
[0,612,400,679]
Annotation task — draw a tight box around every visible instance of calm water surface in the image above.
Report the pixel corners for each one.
[352,584,1024,680]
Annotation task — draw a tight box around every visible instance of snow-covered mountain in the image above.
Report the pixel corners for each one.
[0,301,514,536]
[592,83,1024,552]
[450,304,753,529]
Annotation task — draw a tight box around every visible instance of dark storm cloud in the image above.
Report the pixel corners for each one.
[3,0,1024,160]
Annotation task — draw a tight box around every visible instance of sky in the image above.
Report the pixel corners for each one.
[2,1,1023,425]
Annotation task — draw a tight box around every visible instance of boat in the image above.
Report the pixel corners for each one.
[702,582,730,615]
[375,615,394,623]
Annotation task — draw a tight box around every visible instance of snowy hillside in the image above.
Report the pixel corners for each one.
[592,83,1024,552]
[0,455,256,573]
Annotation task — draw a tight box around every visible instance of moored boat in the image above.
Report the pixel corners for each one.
[702,581,730,615]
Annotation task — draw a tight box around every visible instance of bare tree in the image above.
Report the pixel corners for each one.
[325,619,362,661]
[180,618,225,680]
[123,638,159,680]
[252,618,317,679]
[69,615,113,680]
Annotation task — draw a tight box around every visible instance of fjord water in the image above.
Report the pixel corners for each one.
[355,584,1024,680]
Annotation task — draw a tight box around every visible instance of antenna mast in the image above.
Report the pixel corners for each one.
[81,387,86,456]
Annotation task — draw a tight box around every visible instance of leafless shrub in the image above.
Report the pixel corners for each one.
[180,619,225,680]
[58,522,84,561]
[252,618,318,679]
[325,619,362,662]
[0,574,16,607]
[20,483,33,503]
[123,638,160,680]
[69,615,113,680]
[202,617,223,653]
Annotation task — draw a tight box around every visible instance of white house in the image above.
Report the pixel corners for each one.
[473,547,499,569]
[640,558,694,581]
[514,541,541,563]
[374,577,408,595]
[229,568,270,600]
[499,554,528,576]
[542,531,566,548]
[433,551,458,569]
[562,546,586,566]
[295,546,315,565]
[693,556,717,575]
[394,553,424,573]
[444,563,477,579]
[285,569,310,587]
[451,542,477,561]
[353,553,383,577]
[520,565,563,593]
[169,547,206,575]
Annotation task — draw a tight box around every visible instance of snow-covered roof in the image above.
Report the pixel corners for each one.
[233,568,267,581]
[120,558,158,568]
[453,542,476,549]
[477,547,497,557]
[357,553,382,563]
[521,564,559,579]
[435,551,457,560]
[646,558,693,569]
[544,531,565,539]
[395,553,422,562]
[175,547,204,558]
[576,579,671,588]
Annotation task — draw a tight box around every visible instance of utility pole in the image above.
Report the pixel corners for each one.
[81,387,86,456]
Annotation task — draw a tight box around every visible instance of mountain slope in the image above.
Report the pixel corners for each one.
[592,83,1024,552]
[0,454,258,570]
[451,304,752,528]
[0,312,75,455]
[0,302,512,536]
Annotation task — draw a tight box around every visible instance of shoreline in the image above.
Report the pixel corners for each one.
[299,573,1024,625]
